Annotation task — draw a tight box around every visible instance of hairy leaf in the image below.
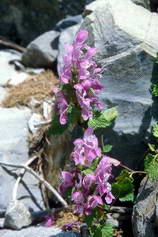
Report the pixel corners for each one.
[112,170,134,202]
[101,224,113,237]
[151,83,158,97]
[152,123,158,138]
[91,224,113,237]
[103,145,113,153]
[144,154,158,180]
[88,108,118,129]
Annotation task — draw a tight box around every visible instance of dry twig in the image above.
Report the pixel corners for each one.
[0,161,68,208]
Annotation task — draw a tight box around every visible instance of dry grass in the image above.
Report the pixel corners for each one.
[2,70,58,108]
[55,208,83,231]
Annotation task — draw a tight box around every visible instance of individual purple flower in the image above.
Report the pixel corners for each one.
[95,156,112,183]
[55,91,69,125]
[61,171,74,187]
[82,174,96,190]
[95,183,111,197]
[71,190,85,204]
[71,128,101,166]
[86,195,103,209]
[59,171,74,194]
[44,216,55,227]
[74,204,84,214]
[105,192,115,204]
[74,30,88,44]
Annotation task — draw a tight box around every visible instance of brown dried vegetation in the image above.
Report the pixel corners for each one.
[2,70,58,108]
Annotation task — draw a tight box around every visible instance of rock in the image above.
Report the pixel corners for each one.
[150,0,158,12]
[22,31,60,68]
[131,0,150,8]
[4,201,32,230]
[0,1,87,45]
[80,0,158,170]
[0,50,28,86]
[28,113,43,135]
[0,226,80,237]
[0,107,44,213]
[132,177,158,237]
[57,24,81,74]
[55,15,82,32]
[0,50,47,213]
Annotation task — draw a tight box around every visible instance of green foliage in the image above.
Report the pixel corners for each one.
[151,83,158,97]
[90,224,113,237]
[81,158,100,174]
[112,170,134,202]
[152,123,158,138]
[103,145,113,153]
[144,153,158,180]
[47,113,69,135]
[88,108,118,129]
[81,168,93,175]
[47,105,81,135]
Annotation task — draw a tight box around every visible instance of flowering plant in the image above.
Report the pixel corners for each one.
[50,30,136,236]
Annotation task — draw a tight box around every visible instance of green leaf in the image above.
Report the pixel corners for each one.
[103,108,118,121]
[103,145,113,153]
[85,215,95,228]
[68,105,81,124]
[90,158,100,170]
[82,168,93,175]
[47,113,69,135]
[91,224,113,237]
[151,83,158,97]
[112,170,134,202]
[144,154,158,180]
[101,224,113,237]
[152,123,158,138]
[148,143,156,152]
[88,108,118,129]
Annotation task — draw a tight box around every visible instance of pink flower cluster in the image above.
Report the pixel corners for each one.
[59,128,117,215]
[54,30,103,125]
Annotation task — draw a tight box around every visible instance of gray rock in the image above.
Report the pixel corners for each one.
[55,15,82,32]
[0,226,80,237]
[22,31,60,68]
[131,0,150,8]
[57,24,81,74]
[4,201,32,230]
[0,107,44,213]
[0,50,28,86]
[80,0,158,170]
[132,177,158,237]
[0,1,87,45]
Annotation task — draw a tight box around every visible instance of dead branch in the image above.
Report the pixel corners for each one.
[0,37,26,53]
[34,120,52,127]
[0,161,68,208]
[12,156,38,201]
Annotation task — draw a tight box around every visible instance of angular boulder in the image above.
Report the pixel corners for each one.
[80,0,158,169]
[22,31,60,68]
[132,177,158,237]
